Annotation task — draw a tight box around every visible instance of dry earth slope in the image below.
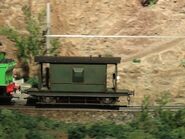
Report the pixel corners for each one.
[0,0,185,105]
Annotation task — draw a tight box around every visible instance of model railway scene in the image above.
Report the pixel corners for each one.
[0,0,185,138]
[0,51,183,111]
[0,51,134,109]
[26,56,134,106]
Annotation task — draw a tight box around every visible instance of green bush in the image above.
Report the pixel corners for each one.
[26,76,39,87]
[68,125,87,139]
[148,0,158,5]
[132,58,141,63]
[141,0,158,6]
[0,109,68,139]
[0,5,60,77]
[0,99,185,139]
[180,59,185,67]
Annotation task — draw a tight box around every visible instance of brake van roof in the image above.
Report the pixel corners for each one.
[35,56,121,64]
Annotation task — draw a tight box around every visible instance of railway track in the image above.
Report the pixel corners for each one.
[0,103,184,112]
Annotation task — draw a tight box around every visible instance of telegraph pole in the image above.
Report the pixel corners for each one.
[46,2,51,54]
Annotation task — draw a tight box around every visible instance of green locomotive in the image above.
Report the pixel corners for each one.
[26,56,134,105]
[0,52,16,101]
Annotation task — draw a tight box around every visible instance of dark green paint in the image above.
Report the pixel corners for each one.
[50,64,107,92]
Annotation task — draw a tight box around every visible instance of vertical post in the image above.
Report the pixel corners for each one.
[46,2,51,54]
[39,63,43,90]
[114,64,118,92]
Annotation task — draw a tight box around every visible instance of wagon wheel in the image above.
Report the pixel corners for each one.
[42,97,56,104]
[100,97,117,104]
[26,97,37,106]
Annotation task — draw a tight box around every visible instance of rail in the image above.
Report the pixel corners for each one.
[0,104,184,112]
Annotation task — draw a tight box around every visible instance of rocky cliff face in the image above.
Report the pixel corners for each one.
[0,0,185,105]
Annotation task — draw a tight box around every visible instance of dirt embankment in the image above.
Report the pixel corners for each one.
[0,0,185,105]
